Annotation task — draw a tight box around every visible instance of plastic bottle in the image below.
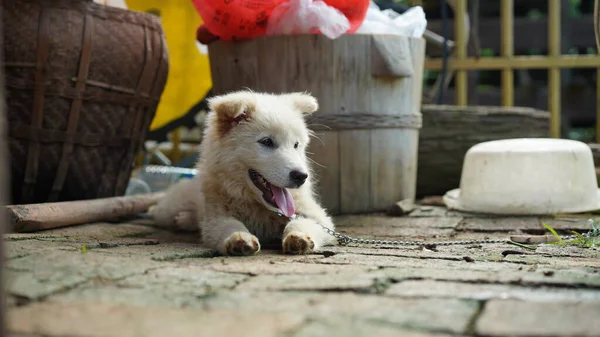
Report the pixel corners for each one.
[126,165,198,194]
[125,177,152,196]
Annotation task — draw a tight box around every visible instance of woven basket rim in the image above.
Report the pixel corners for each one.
[15,0,164,31]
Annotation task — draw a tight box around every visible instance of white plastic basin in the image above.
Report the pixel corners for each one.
[443,138,600,215]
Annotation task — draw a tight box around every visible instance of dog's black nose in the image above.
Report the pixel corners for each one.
[289,170,308,187]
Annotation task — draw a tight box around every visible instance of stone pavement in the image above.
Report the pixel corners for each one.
[4,205,600,337]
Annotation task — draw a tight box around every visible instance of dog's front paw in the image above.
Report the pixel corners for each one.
[282,231,315,255]
[223,232,261,256]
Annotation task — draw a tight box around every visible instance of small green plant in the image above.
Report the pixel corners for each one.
[542,222,564,243]
[542,220,599,248]
[575,219,600,248]
[81,244,88,254]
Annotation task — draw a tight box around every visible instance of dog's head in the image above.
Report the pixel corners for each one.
[203,90,318,217]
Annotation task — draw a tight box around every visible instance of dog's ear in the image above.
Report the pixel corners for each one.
[284,92,319,115]
[208,92,256,136]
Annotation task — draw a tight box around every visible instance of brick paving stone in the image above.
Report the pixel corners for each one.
[121,265,248,288]
[457,217,543,232]
[316,252,516,271]
[458,217,596,232]
[519,268,600,288]
[7,300,305,337]
[406,206,451,217]
[534,244,600,259]
[197,258,376,275]
[53,267,247,308]
[5,270,86,301]
[4,238,81,261]
[386,280,600,302]
[201,291,479,334]
[365,229,507,241]
[381,267,527,284]
[4,234,67,242]
[319,241,599,268]
[5,250,163,300]
[4,232,205,263]
[52,266,248,307]
[235,272,383,292]
[502,253,600,268]
[49,263,373,308]
[320,244,511,262]
[337,225,455,240]
[289,316,455,337]
[426,231,514,242]
[334,214,462,229]
[475,299,600,336]
[382,266,600,288]
[43,222,158,239]
[91,242,217,261]
[444,210,481,218]
[53,285,211,308]
[541,216,600,231]
[316,254,600,288]
[37,222,200,245]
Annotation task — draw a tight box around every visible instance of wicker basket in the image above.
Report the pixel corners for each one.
[3,0,169,204]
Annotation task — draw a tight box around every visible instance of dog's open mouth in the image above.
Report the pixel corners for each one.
[249,169,296,217]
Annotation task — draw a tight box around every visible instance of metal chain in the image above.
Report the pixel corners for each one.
[315,222,510,246]
[279,212,599,247]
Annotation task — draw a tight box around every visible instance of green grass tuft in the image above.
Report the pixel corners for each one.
[542,220,599,248]
[542,222,564,244]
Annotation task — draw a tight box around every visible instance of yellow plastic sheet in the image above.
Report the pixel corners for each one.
[125,0,213,131]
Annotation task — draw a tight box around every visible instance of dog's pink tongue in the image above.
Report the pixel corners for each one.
[271,185,296,217]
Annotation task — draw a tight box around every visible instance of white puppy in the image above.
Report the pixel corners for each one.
[150,90,337,255]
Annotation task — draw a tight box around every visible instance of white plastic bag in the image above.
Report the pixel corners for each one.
[266,0,350,39]
[355,1,427,38]
[196,41,209,55]
[92,0,128,9]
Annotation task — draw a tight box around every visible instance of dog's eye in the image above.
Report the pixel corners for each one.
[294,142,299,149]
[258,137,275,147]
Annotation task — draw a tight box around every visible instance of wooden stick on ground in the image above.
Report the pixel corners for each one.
[6,192,164,233]
[509,235,560,244]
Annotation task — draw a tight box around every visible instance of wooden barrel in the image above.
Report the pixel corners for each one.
[208,35,426,215]
[3,0,169,204]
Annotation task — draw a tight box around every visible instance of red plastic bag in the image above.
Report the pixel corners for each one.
[191,0,369,41]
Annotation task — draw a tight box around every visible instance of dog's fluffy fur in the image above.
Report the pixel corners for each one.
[150,91,337,255]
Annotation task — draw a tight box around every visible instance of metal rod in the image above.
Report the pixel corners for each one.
[171,127,182,164]
[454,0,468,106]
[501,0,514,107]
[437,0,450,104]
[549,0,561,138]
